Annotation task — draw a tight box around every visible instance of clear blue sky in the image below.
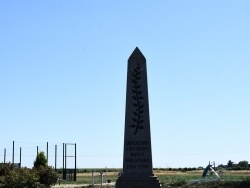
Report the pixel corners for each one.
[1,0,250,169]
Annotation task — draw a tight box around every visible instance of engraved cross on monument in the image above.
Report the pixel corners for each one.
[116,47,161,188]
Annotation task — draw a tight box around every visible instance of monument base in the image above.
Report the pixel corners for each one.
[116,174,161,188]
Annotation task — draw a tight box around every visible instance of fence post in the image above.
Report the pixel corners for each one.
[92,170,95,185]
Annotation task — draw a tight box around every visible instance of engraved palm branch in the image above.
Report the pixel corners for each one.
[130,62,144,135]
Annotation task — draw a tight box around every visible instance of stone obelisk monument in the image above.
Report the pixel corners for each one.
[116,47,161,188]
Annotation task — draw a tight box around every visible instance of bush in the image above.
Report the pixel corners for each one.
[0,165,58,188]
[0,163,14,176]
[35,165,58,187]
[1,167,39,188]
[181,167,188,172]
[56,168,63,174]
[0,151,58,188]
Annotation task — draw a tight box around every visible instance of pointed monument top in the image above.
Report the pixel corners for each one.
[128,47,146,61]
[133,47,142,53]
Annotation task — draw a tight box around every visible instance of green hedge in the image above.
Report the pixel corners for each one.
[0,163,58,188]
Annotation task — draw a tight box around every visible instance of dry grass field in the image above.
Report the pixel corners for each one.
[54,170,250,188]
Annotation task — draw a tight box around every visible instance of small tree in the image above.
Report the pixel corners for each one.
[33,151,58,186]
[238,160,249,168]
[227,160,233,167]
[34,151,47,168]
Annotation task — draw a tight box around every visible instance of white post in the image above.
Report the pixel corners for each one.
[100,171,103,186]
[103,172,106,184]
[92,170,95,185]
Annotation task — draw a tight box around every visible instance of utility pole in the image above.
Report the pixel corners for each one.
[12,141,14,164]
[47,142,48,164]
[55,145,57,171]
[19,147,22,168]
[4,148,6,163]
